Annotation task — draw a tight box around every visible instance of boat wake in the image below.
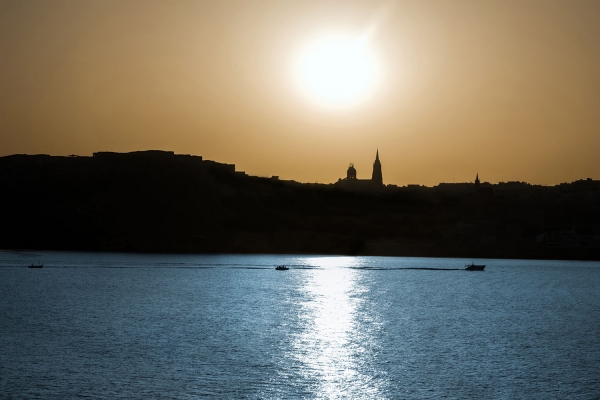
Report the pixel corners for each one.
[349,266,462,271]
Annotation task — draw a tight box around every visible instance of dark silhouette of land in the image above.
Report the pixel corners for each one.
[1,150,599,260]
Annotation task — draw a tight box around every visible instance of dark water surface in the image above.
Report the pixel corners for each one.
[1,252,599,399]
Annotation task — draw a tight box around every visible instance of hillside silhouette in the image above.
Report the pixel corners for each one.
[1,151,599,260]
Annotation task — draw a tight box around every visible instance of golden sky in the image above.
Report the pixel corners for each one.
[1,0,599,186]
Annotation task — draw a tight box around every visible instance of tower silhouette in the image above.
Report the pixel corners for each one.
[475,173,480,188]
[372,149,383,185]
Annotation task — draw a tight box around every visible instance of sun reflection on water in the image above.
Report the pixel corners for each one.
[291,257,385,398]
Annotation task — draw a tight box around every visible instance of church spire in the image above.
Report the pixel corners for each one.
[372,149,383,185]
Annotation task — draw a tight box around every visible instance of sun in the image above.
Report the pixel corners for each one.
[296,35,379,108]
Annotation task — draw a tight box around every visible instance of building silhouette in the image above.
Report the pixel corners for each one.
[336,150,384,191]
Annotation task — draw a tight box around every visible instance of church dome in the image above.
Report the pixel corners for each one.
[347,163,357,180]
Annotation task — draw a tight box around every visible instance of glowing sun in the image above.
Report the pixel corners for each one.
[296,35,378,108]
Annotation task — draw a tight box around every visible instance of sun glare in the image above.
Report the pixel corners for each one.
[297,35,378,108]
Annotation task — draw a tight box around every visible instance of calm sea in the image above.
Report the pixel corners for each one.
[1,251,599,399]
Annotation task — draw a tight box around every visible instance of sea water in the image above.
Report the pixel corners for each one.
[1,252,599,399]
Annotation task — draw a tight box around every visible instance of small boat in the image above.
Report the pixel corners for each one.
[275,265,289,271]
[28,263,43,269]
[465,263,485,271]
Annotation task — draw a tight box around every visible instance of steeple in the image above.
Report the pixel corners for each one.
[372,149,383,185]
[475,173,480,188]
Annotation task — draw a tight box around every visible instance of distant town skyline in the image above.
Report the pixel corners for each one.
[4,149,598,190]
[1,0,599,186]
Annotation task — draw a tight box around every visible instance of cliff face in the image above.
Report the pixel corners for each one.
[1,153,599,260]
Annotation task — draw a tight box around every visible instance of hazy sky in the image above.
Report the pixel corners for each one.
[1,0,599,186]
